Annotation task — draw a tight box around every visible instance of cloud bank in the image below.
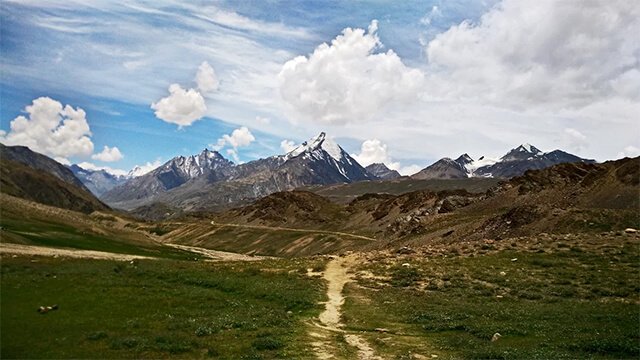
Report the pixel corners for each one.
[92,145,124,162]
[0,97,94,162]
[279,20,424,125]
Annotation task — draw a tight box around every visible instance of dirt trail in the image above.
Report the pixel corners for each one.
[164,243,269,261]
[0,243,154,261]
[206,222,377,242]
[311,255,382,360]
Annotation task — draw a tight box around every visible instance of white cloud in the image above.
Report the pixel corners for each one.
[151,84,206,127]
[280,139,296,153]
[564,128,588,152]
[421,5,442,25]
[352,139,400,170]
[0,97,94,163]
[279,20,424,125]
[398,164,422,177]
[194,6,311,39]
[221,126,255,148]
[617,145,640,159]
[91,145,123,162]
[195,61,219,93]
[77,161,128,177]
[256,116,271,125]
[211,126,255,162]
[424,0,640,109]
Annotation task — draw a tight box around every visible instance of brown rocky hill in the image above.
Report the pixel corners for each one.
[0,151,108,214]
[208,156,639,248]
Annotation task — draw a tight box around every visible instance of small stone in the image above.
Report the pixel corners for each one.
[402,263,411,267]
[496,295,503,298]
[624,228,637,234]
[511,258,518,262]
[491,333,502,342]
[431,355,439,359]
[374,328,389,333]
[499,271,506,276]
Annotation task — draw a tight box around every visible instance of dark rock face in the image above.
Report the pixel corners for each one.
[365,163,401,180]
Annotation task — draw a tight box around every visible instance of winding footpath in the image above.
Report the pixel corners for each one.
[310,255,382,360]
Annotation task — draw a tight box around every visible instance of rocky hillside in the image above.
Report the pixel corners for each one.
[0,146,108,213]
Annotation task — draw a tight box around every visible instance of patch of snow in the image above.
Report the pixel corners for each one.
[465,156,498,177]
[320,137,344,161]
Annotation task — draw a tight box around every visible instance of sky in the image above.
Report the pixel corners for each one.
[1,0,639,176]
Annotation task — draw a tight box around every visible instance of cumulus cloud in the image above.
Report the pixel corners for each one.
[91,145,123,162]
[352,139,400,170]
[151,84,207,127]
[424,0,640,109]
[564,128,588,152]
[398,164,422,177]
[0,97,94,162]
[279,20,424,125]
[211,126,256,162]
[280,139,296,153]
[617,145,640,159]
[77,161,128,177]
[195,61,219,93]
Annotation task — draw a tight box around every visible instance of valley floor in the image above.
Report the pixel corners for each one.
[2,231,638,359]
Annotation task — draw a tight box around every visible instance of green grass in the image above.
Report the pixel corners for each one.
[344,238,640,359]
[1,256,326,359]
[0,216,195,260]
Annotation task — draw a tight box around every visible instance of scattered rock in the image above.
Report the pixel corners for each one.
[402,263,411,267]
[499,271,506,276]
[511,258,518,262]
[491,333,502,342]
[442,230,455,237]
[374,328,389,333]
[624,228,637,234]
[37,304,59,314]
[396,246,415,255]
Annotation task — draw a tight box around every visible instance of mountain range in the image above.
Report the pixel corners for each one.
[101,132,374,211]
[412,144,594,179]
[93,135,594,212]
[1,133,595,214]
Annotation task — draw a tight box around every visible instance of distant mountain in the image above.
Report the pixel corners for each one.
[412,145,594,180]
[103,132,374,211]
[0,144,108,213]
[69,164,129,196]
[101,149,234,208]
[411,155,470,179]
[365,163,401,180]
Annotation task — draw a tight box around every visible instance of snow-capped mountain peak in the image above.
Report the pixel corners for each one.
[284,132,345,162]
[501,143,543,162]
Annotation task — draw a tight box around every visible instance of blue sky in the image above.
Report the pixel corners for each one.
[1,0,638,175]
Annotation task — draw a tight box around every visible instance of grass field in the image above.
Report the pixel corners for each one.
[1,256,326,359]
[342,234,640,359]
